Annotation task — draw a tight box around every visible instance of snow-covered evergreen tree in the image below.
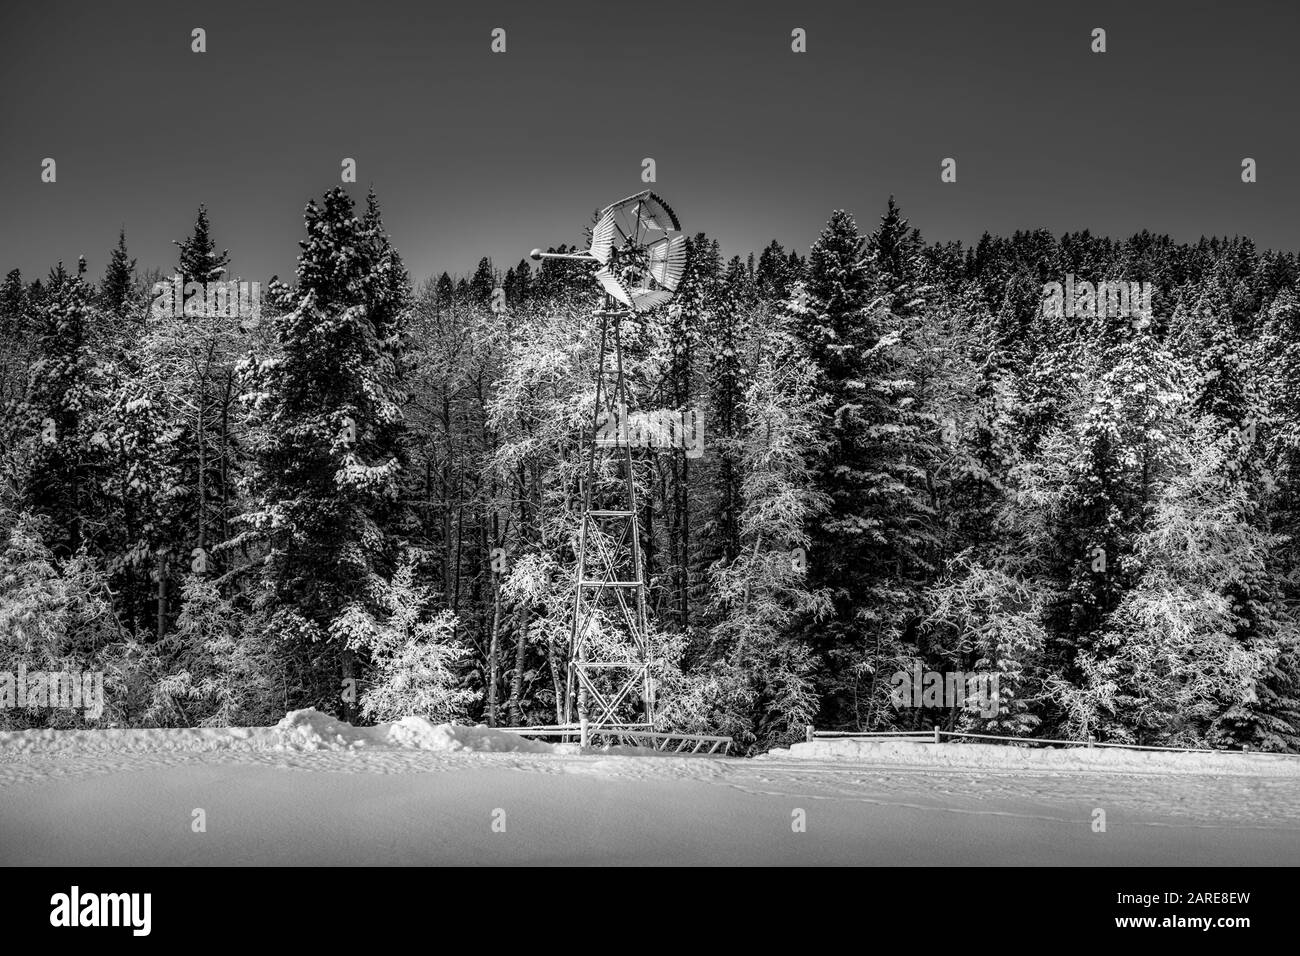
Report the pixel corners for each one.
[19,259,113,559]
[100,229,137,322]
[794,208,939,727]
[238,188,411,714]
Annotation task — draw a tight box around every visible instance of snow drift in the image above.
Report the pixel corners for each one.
[769,737,1300,775]
[0,708,556,755]
[273,709,556,753]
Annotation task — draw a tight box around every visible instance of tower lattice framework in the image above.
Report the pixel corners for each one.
[564,303,655,742]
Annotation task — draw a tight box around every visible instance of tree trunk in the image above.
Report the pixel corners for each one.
[220,370,233,545]
[487,585,502,726]
[155,552,168,641]
[547,636,564,725]
[195,356,207,563]
[508,605,530,725]
[340,646,355,722]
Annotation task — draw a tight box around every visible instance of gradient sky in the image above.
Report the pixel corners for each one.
[1,0,1297,285]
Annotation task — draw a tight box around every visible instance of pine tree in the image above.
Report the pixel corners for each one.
[100,229,137,321]
[866,197,925,316]
[434,272,455,312]
[174,205,230,288]
[0,268,31,420]
[239,187,411,714]
[102,358,183,638]
[698,257,751,573]
[1018,329,1187,737]
[468,257,496,307]
[503,258,532,307]
[132,207,245,636]
[20,259,113,558]
[755,240,793,300]
[795,210,936,727]
[661,234,719,631]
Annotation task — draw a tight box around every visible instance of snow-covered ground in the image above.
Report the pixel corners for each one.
[2,710,1297,865]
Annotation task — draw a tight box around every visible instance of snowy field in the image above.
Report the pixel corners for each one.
[2,710,1298,866]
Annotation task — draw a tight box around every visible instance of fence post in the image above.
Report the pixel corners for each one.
[805,724,815,744]
[933,726,941,745]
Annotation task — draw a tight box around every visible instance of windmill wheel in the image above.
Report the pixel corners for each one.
[588,191,687,312]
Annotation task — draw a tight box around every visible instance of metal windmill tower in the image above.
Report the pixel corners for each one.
[529,191,688,746]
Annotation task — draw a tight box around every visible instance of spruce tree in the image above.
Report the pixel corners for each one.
[468,257,496,307]
[795,210,936,726]
[21,259,112,558]
[698,257,750,574]
[866,196,924,315]
[240,187,411,714]
[174,205,230,288]
[100,229,137,321]
[755,240,793,300]
[0,269,30,414]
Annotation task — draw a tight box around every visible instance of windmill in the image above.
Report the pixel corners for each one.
[528,191,689,747]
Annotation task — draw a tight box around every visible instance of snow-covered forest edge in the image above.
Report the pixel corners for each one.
[3,188,1300,756]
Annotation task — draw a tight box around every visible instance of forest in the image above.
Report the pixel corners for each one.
[2,186,1299,755]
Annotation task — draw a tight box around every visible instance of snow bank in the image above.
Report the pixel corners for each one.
[274,709,555,753]
[0,709,555,755]
[383,718,557,754]
[767,738,1300,775]
[0,724,270,756]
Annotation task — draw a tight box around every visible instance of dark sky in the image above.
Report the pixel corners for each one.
[1,0,1297,286]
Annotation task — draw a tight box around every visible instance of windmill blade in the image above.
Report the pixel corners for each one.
[629,289,675,312]
[598,190,655,219]
[630,197,648,246]
[595,270,635,309]
[646,234,687,290]
[590,210,620,265]
[642,192,681,232]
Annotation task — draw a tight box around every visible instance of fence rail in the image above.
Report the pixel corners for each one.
[804,725,1300,758]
